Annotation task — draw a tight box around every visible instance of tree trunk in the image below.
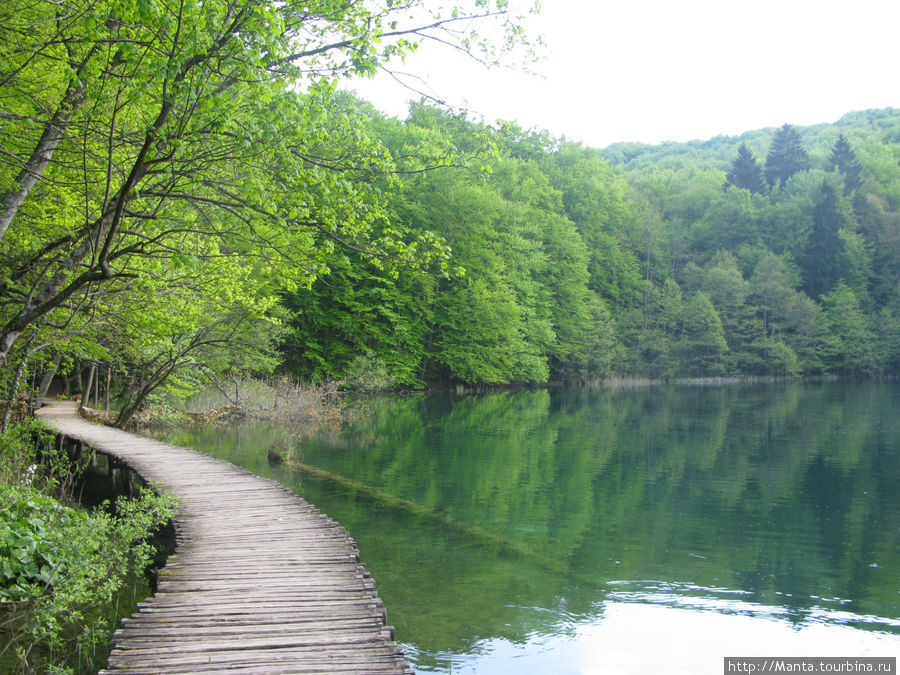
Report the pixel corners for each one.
[2,354,29,432]
[93,367,100,407]
[0,45,98,243]
[35,353,62,408]
[80,364,96,412]
[75,362,84,397]
[0,110,74,242]
[115,355,185,429]
[28,367,37,415]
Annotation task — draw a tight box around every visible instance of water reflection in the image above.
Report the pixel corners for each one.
[439,602,896,675]
[149,382,900,672]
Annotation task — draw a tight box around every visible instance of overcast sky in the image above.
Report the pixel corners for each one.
[346,0,900,148]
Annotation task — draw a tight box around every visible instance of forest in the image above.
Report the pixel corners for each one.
[276,107,900,388]
[2,0,900,430]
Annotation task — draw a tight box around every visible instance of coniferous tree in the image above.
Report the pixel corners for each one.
[764,124,810,189]
[801,182,851,299]
[828,134,861,194]
[724,143,766,194]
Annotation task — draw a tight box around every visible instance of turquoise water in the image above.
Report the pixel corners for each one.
[150,382,900,672]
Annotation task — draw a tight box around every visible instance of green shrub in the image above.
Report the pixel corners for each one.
[0,418,56,488]
[1,483,177,672]
[0,485,84,601]
[342,352,398,393]
[0,420,178,673]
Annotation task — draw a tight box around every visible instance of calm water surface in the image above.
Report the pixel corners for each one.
[149,382,900,673]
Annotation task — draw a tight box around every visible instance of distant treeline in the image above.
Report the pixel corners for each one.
[280,106,900,385]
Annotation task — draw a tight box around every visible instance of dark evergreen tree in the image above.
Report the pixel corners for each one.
[764,124,810,189]
[828,134,861,194]
[724,143,766,194]
[801,182,850,299]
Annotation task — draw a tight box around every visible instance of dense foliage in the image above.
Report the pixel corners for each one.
[1,0,897,410]
[282,109,900,384]
[0,0,535,418]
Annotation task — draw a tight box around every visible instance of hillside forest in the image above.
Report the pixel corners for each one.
[281,107,900,387]
[2,0,899,424]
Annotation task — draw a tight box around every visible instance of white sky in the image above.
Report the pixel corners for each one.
[346,0,900,148]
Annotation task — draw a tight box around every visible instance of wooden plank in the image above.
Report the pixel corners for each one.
[114,619,385,636]
[36,401,412,675]
[104,655,412,674]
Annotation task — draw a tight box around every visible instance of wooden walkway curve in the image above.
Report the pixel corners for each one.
[36,401,412,674]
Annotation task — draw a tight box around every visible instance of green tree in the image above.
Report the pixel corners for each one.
[725,143,767,194]
[538,143,642,306]
[0,0,529,368]
[757,176,817,256]
[576,297,621,378]
[853,193,900,306]
[800,181,856,299]
[749,251,801,338]
[828,134,862,194]
[490,158,598,376]
[872,299,900,373]
[678,291,728,376]
[595,108,900,375]
[765,124,810,189]
[352,112,610,385]
[698,251,763,373]
[399,164,550,384]
[628,278,685,377]
[281,254,433,387]
[631,168,724,278]
[689,186,765,254]
[815,283,877,373]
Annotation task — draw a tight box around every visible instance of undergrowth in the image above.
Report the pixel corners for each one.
[0,419,177,674]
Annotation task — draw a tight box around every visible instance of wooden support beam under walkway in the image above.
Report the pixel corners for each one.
[36,400,412,674]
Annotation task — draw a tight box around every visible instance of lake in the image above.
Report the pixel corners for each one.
[148,381,900,673]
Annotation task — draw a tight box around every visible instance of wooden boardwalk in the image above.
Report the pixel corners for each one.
[36,401,412,674]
